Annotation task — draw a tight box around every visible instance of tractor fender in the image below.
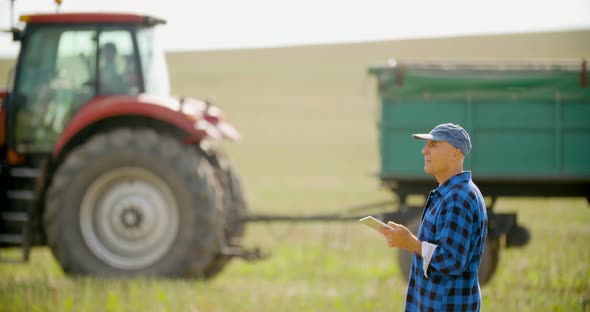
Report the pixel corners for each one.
[52,94,237,158]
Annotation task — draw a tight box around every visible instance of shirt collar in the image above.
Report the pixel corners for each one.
[433,171,472,196]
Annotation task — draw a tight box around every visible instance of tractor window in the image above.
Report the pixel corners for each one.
[98,29,140,96]
[13,26,98,152]
[137,27,170,96]
[56,31,96,92]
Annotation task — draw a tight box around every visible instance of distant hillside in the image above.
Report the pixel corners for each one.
[0,30,590,72]
[162,29,589,99]
[168,28,590,61]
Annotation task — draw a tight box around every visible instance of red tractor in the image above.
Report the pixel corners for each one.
[0,12,248,278]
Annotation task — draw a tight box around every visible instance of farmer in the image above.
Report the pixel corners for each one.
[99,42,126,95]
[379,123,488,311]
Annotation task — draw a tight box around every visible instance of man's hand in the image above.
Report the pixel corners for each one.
[378,221,422,256]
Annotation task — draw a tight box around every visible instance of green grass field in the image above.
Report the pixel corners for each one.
[1,30,590,311]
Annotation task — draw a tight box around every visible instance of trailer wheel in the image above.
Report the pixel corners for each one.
[397,217,499,285]
[45,128,223,277]
[478,236,500,284]
[203,154,248,278]
[397,217,421,281]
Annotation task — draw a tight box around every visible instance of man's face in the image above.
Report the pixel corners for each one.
[421,140,457,176]
[105,48,116,61]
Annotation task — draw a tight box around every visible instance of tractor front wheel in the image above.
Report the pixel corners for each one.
[202,153,248,279]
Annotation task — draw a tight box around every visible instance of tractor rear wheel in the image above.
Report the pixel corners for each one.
[203,154,248,278]
[45,128,223,277]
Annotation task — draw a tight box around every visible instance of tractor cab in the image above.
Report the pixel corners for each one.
[7,13,169,153]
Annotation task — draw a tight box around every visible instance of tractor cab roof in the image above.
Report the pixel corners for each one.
[20,12,166,26]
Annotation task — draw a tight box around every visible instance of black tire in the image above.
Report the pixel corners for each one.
[478,236,500,285]
[397,217,421,281]
[203,153,248,278]
[397,217,500,285]
[45,128,223,277]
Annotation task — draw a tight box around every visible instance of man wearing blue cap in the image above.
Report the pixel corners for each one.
[379,123,487,311]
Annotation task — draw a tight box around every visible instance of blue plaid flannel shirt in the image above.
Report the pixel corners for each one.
[405,171,487,311]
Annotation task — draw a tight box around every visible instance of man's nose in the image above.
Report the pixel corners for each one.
[422,146,428,155]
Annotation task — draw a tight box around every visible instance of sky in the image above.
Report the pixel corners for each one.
[1,0,589,57]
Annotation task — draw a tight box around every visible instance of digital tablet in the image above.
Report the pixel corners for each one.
[359,216,393,232]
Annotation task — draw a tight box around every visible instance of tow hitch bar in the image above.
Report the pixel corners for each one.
[221,245,267,261]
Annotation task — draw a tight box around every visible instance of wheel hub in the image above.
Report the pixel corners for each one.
[110,196,154,240]
[80,167,179,270]
[121,208,141,228]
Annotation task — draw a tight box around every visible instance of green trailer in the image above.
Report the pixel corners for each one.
[368,59,590,284]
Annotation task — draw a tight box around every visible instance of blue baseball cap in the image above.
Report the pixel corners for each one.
[412,123,472,156]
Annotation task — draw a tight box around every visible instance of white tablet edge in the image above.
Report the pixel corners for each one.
[359,216,393,231]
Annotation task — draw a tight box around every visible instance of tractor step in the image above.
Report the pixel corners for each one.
[0,234,31,262]
[0,210,32,263]
[10,168,41,178]
[1,211,29,222]
[0,234,24,244]
[6,190,35,201]
[0,166,38,263]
